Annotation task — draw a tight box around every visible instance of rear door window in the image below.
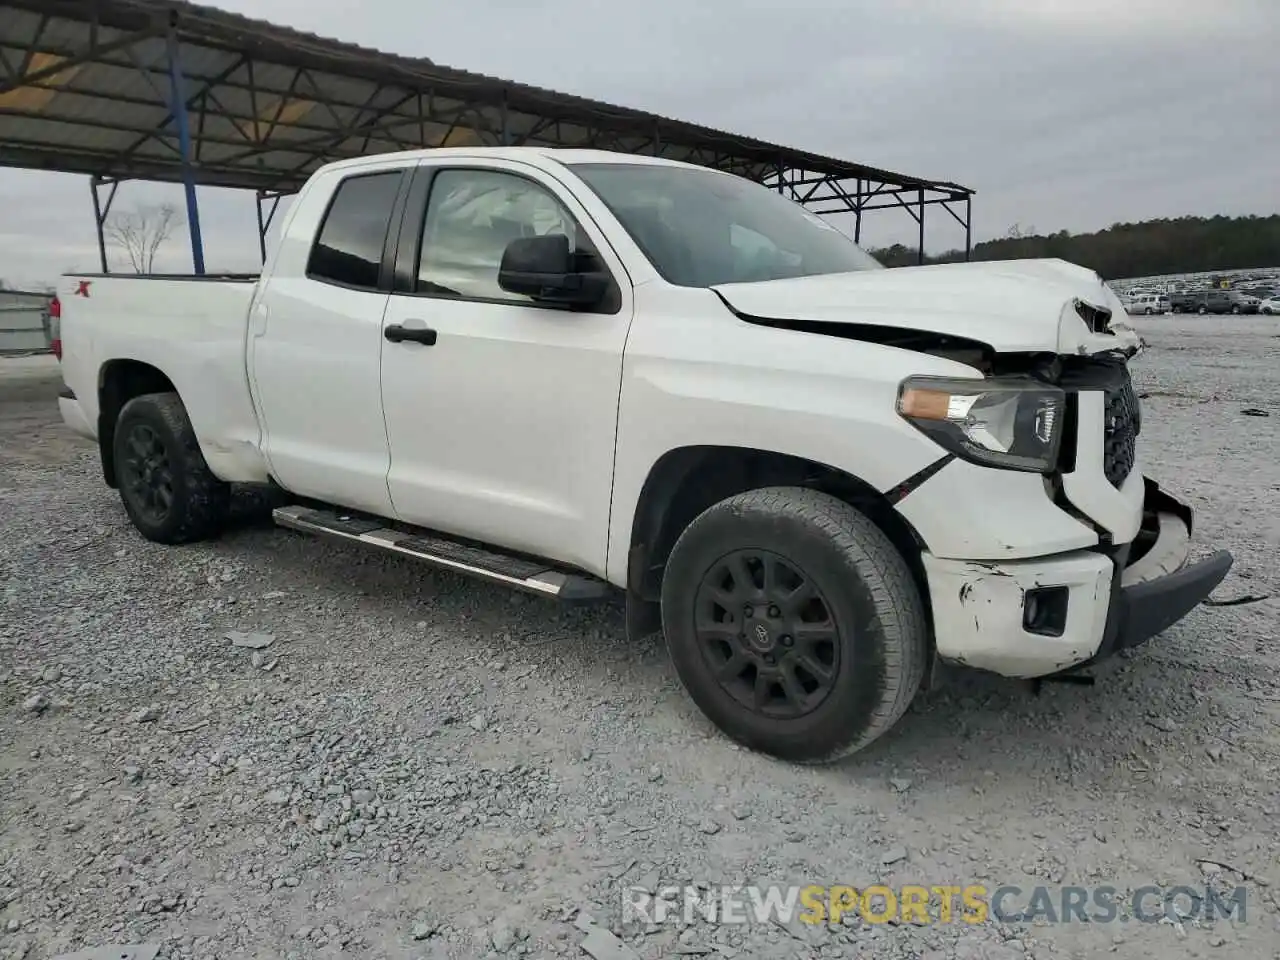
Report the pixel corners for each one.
[307,171,403,290]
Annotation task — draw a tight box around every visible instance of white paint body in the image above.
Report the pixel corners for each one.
[58,147,1168,679]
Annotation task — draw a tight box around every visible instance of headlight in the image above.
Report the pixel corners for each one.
[896,375,1065,473]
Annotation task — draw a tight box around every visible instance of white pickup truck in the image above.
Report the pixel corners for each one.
[55,147,1232,763]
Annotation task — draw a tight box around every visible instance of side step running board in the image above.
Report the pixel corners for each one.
[272,505,611,601]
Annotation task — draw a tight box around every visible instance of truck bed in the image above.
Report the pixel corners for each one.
[56,271,268,483]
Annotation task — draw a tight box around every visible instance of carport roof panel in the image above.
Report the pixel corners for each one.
[0,0,974,196]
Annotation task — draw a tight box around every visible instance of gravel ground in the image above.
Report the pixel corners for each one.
[2,316,1278,960]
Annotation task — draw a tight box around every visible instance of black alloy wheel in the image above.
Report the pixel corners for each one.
[693,548,840,720]
[112,392,230,544]
[118,421,175,526]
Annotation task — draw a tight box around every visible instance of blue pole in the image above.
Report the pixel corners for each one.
[166,31,205,275]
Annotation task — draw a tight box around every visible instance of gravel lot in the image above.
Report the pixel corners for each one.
[2,315,1278,960]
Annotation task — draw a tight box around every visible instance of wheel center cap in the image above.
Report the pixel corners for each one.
[748,621,774,651]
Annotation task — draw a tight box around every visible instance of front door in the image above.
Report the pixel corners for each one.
[379,159,633,575]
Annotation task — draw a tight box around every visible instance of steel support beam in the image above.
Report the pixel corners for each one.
[166,31,204,274]
[255,191,268,265]
[938,196,975,262]
[917,187,925,265]
[89,175,120,273]
[965,196,972,260]
[255,189,287,264]
[854,179,863,244]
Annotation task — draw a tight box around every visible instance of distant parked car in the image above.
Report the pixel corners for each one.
[1201,291,1235,314]
[1172,290,1233,314]
[1258,296,1280,315]
[1226,292,1259,314]
[1125,293,1168,315]
[1170,290,1206,313]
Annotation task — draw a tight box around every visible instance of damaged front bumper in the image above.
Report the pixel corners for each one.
[922,479,1233,678]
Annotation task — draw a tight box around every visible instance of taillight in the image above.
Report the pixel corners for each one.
[49,295,61,360]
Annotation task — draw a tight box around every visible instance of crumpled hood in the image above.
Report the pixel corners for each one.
[713,257,1141,356]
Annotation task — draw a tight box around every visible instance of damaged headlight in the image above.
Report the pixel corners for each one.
[896,376,1066,473]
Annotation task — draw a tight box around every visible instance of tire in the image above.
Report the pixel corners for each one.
[1231,306,1241,315]
[1198,306,1207,315]
[660,486,927,763]
[113,392,230,544]
[1144,308,1153,315]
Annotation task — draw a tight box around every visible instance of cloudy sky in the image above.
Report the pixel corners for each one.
[1,0,1277,288]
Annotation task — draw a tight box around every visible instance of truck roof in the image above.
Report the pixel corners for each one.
[313,146,708,178]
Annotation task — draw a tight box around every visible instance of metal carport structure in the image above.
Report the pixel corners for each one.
[0,0,975,274]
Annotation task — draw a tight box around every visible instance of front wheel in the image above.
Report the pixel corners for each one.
[660,487,928,763]
[113,392,230,544]
[1198,306,1207,314]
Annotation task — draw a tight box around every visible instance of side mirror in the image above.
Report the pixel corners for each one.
[497,234,607,306]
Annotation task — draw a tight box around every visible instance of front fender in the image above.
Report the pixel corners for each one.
[605,287,975,586]
[606,285,1109,583]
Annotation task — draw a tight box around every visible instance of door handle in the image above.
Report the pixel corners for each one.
[384,323,437,346]
[251,302,269,338]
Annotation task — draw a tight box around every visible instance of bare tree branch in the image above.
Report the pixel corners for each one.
[104,203,184,273]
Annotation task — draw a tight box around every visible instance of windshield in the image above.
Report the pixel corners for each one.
[569,162,883,287]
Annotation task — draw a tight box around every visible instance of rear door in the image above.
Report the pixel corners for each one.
[377,157,633,574]
[248,165,411,515]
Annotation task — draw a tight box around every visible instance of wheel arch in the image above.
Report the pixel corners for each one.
[98,359,178,488]
[624,445,934,644]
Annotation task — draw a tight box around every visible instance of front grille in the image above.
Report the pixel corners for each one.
[1052,353,1141,488]
[1102,368,1140,487]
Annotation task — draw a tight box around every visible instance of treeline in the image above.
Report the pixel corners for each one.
[868,214,1280,279]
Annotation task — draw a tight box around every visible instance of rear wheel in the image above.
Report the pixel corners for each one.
[660,487,928,763]
[113,392,230,544]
